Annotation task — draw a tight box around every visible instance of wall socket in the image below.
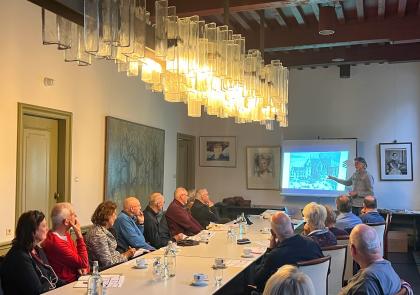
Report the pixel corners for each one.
[5,228,12,236]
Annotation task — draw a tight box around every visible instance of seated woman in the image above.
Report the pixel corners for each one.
[0,210,65,294]
[324,205,348,237]
[85,201,136,270]
[302,202,337,247]
[263,264,315,295]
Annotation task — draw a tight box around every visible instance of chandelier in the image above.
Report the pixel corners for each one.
[41,0,289,129]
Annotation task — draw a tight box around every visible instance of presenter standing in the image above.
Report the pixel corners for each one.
[328,157,374,215]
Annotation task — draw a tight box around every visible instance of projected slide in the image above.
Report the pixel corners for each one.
[282,151,348,192]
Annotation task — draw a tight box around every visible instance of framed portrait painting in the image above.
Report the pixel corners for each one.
[199,136,236,167]
[246,146,281,190]
[379,142,413,181]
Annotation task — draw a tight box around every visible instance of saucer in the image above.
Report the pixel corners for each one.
[241,254,254,258]
[133,264,148,269]
[191,280,208,287]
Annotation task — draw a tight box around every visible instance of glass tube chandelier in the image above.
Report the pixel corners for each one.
[41,0,289,129]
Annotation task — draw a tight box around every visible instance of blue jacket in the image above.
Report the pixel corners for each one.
[360,211,385,224]
[336,212,362,231]
[113,211,155,251]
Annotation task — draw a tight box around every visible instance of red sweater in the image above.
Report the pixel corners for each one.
[165,199,202,236]
[42,231,89,283]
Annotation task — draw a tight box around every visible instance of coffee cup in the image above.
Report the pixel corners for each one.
[243,248,252,256]
[136,257,146,268]
[214,258,224,267]
[193,273,207,283]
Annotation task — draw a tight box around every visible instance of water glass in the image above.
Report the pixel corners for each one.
[213,267,223,287]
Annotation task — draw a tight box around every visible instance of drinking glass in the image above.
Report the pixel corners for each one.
[213,267,223,287]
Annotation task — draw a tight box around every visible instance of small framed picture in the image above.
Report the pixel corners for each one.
[379,142,413,181]
[246,146,281,190]
[199,136,236,167]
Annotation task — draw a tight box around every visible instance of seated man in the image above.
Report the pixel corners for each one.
[190,188,220,228]
[254,212,324,291]
[143,192,180,249]
[360,196,385,224]
[339,224,403,294]
[335,195,362,232]
[165,187,202,237]
[42,203,89,283]
[113,196,155,252]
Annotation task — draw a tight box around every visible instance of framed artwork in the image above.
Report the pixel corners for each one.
[199,136,236,167]
[246,146,281,190]
[379,142,413,181]
[105,116,165,210]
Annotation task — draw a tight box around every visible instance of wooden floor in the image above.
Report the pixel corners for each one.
[388,252,420,293]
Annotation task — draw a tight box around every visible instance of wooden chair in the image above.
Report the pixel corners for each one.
[366,222,386,257]
[297,256,331,295]
[322,245,347,295]
[336,235,353,282]
[384,213,392,259]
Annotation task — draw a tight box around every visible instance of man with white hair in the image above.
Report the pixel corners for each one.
[339,224,402,294]
[42,202,89,283]
[190,188,220,228]
[254,212,323,291]
[143,192,175,248]
[113,196,155,252]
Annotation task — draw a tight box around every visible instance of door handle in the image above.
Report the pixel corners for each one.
[54,192,60,201]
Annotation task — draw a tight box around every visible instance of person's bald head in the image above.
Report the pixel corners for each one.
[350,224,382,265]
[271,212,294,240]
[174,187,188,205]
[336,195,351,213]
[123,196,141,216]
[363,196,377,210]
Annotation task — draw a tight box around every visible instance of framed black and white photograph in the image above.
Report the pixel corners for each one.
[379,142,413,181]
[199,136,236,167]
[246,146,281,190]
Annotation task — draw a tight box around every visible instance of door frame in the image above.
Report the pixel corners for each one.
[176,133,196,189]
[16,103,72,222]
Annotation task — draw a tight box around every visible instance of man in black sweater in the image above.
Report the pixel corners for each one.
[254,212,324,291]
[190,189,220,228]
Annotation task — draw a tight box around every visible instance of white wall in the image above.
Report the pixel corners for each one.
[196,63,420,210]
[0,1,195,242]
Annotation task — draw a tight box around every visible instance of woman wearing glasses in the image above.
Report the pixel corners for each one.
[0,210,64,294]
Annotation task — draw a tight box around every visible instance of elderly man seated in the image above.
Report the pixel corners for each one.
[143,192,180,249]
[336,195,362,233]
[339,224,406,294]
[302,202,337,247]
[42,203,89,283]
[254,212,323,291]
[113,196,155,252]
[190,188,221,228]
[360,196,385,224]
[166,187,202,237]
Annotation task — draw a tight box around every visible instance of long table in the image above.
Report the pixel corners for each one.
[46,213,298,295]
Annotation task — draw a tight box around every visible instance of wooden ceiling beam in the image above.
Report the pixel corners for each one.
[356,0,364,21]
[231,12,251,30]
[397,0,407,17]
[28,0,83,25]
[311,3,320,21]
[378,0,385,19]
[290,6,305,25]
[268,43,420,67]
[334,3,345,24]
[249,16,420,51]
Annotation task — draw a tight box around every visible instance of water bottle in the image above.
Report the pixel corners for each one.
[87,261,103,295]
[152,257,162,281]
[238,212,246,239]
[164,241,176,277]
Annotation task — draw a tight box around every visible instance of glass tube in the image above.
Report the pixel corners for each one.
[42,9,58,45]
[118,0,131,47]
[205,23,217,75]
[84,0,99,53]
[177,17,189,75]
[216,25,228,78]
[110,0,120,46]
[188,16,199,73]
[99,0,112,43]
[155,0,168,57]
[57,15,72,50]
[127,61,139,76]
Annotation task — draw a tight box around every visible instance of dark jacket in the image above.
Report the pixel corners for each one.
[165,199,202,236]
[190,199,219,228]
[0,245,64,295]
[307,228,337,248]
[360,211,385,224]
[143,206,171,249]
[254,234,324,291]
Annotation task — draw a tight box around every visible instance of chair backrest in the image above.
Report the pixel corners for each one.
[367,223,386,257]
[322,245,347,295]
[384,213,392,259]
[337,235,353,282]
[297,256,331,295]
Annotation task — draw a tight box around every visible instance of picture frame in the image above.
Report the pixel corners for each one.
[246,146,281,190]
[199,136,236,167]
[379,142,413,181]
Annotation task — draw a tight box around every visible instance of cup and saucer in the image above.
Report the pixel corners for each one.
[133,258,148,269]
[212,258,226,269]
[241,248,254,258]
[191,273,208,287]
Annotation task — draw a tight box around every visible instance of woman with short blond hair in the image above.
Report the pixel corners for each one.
[263,265,315,295]
[302,202,337,247]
